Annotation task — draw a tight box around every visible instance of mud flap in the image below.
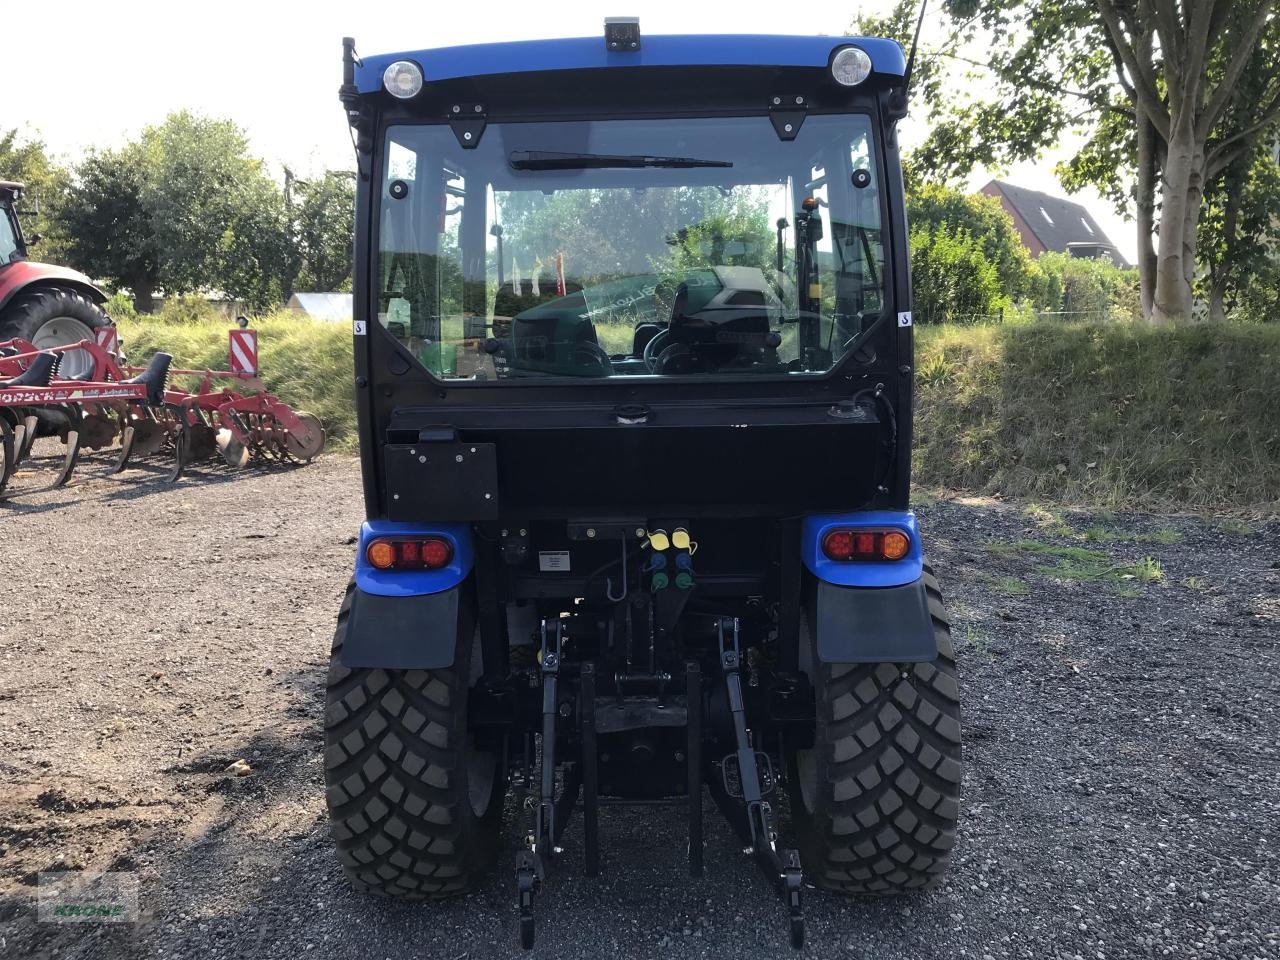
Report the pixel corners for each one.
[339,586,461,669]
[814,576,937,663]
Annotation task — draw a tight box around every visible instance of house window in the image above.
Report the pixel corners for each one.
[1039,206,1054,225]
[1081,218,1095,235]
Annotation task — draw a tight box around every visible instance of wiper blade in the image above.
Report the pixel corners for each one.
[509,150,732,171]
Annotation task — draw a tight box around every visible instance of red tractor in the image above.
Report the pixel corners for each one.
[0,180,110,379]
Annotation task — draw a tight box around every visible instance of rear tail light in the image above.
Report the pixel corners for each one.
[821,528,911,562]
[366,536,453,571]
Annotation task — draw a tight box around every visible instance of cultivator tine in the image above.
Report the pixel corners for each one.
[18,414,38,461]
[0,416,14,496]
[53,407,83,488]
[112,422,136,474]
[166,417,191,484]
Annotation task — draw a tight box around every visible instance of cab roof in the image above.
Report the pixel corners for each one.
[354,34,905,94]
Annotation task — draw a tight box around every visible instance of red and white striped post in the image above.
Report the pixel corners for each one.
[228,328,259,375]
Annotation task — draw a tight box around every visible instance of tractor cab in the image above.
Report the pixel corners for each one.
[327,22,961,952]
[0,182,28,266]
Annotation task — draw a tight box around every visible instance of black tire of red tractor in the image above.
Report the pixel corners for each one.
[0,286,110,344]
[789,566,962,894]
[324,580,506,899]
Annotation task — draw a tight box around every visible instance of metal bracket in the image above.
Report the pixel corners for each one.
[449,103,487,148]
[769,95,808,141]
[714,618,806,950]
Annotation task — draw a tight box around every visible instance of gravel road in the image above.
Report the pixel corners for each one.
[0,452,1277,960]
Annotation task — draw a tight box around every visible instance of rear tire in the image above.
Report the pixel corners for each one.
[324,581,505,898]
[789,567,962,893]
[0,287,110,381]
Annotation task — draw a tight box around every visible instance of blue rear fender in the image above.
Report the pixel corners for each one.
[801,511,938,664]
[341,521,475,669]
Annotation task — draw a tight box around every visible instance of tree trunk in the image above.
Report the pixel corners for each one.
[132,282,155,314]
[1208,283,1228,323]
[1151,117,1202,324]
[1135,113,1159,319]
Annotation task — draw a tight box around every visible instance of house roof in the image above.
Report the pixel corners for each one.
[984,180,1126,265]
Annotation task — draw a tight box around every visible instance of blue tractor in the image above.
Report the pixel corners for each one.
[328,20,960,950]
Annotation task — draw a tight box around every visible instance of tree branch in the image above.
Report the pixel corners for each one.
[927,51,1135,116]
[1205,88,1280,173]
[1095,0,1172,136]
[1183,0,1222,108]
[1199,0,1277,136]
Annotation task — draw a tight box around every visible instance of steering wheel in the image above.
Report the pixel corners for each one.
[642,329,671,372]
[569,340,614,376]
[653,342,697,374]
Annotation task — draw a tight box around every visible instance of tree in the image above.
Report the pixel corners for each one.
[287,170,356,294]
[59,144,161,311]
[860,0,1280,324]
[59,112,293,311]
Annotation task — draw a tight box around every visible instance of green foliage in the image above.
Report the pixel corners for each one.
[907,180,1033,299]
[909,224,1009,324]
[914,322,1280,507]
[0,129,70,261]
[291,171,356,293]
[1026,252,1141,321]
[55,112,353,313]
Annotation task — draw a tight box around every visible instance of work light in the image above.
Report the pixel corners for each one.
[383,60,424,99]
[830,46,872,87]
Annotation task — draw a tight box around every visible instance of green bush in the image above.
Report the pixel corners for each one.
[910,225,1011,324]
[914,322,1280,507]
[1027,252,1141,322]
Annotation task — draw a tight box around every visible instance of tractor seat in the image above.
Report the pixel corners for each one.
[120,353,173,406]
[0,352,59,389]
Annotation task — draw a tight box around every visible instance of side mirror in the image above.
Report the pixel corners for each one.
[26,232,41,246]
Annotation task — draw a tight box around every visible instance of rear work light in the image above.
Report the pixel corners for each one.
[821,528,911,562]
[383,60,424,99]
[366,536,453,571]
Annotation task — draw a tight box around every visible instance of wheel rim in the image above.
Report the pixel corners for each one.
[31,316,95,379]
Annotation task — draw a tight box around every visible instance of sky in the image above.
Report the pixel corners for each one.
[3,0,1137,262]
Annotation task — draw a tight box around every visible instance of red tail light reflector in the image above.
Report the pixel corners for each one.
[821,529,911,562]
[366,537,453,571]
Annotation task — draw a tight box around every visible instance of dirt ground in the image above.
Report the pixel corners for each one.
[0,450,1277,960]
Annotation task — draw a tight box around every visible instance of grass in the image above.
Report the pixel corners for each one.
[915,322,1280,509]
[978,573,1030,595]
[1082,524,1183,544]
[986,538,1166,588]
[1216,519,1254,535]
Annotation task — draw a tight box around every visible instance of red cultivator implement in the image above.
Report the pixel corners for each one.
[0,322,325,499]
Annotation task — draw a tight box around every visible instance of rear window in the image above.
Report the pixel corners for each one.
[376,114,886,380]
